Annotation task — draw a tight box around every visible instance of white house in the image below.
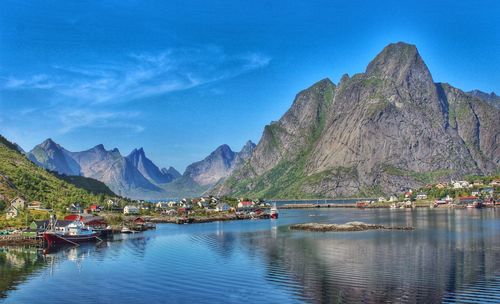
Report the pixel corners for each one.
[155,202,169,210]
[10,197,26,210]
[215,203,230,212]
[471,190,480,196]
[416,194,427,200]
[6,205,19,219]
[378,197,386,202]
[123,205,139,215]
[167,201,178,208]
[389,195,398,202]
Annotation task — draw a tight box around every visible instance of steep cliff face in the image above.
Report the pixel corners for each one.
[69,145,162,197]
[28,139,80,176]
[217,42,500,198]
[126,148,178,184]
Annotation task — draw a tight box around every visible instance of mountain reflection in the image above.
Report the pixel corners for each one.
[242,210,500,303]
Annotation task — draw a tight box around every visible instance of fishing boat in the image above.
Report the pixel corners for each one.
[43,215,99,246]
[270,203,279,219]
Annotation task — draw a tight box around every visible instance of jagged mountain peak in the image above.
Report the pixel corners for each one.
[40,138,60,149]
[216,42,499,199]
[365,42,433,85]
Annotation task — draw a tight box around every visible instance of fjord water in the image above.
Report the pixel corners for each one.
[1,209,499,303]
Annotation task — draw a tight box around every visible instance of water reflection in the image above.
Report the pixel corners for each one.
[0,209,498,303]
[242,209,500,303]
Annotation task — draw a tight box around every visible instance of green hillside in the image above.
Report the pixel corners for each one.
[55,174,116,196]
[0,135,120,211]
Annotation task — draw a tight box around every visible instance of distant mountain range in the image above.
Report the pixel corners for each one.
[213,42,500,198]
[0,135,117,210]
[26,138,255,199]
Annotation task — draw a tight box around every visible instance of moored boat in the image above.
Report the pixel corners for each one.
[121,226,134,234]
[43,216,99,246]
[270,203,279,219]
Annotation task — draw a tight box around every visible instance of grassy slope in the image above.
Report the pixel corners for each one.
[0,136,118,211]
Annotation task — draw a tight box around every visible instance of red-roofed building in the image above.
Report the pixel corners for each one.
[458,196,480,205]
[64,214,107,229]
[90,204,102,212]
[133,217,145,225]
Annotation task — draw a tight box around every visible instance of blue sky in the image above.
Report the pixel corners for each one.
[0,0,499,172]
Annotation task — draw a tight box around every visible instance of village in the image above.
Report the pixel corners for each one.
[0,195,277,246]
[0,176,498,246]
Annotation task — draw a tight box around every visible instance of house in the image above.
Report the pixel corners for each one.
[197,201,209,208]
[416,194,427,200]
[64,214,107,229]
[238,201,254,209]
[10,197,26,210]
[453,180,471,189]
[123,205,139,215]
[473,180,484,187]
[490,179,500,187]
[389,195,398,202]
[458,196,479,205]
[435,183,448,189]
[215,203,230,212]
[378,197,386,202]
[6,205,19,219]
[155,202,169,210]
[27,201,42,210]
[162,209,177,216]
[90,204,102,212]
[167,201,178,208]
[471,190,480,197]
[67,204,83,214]
[481,188,494,196]
[133,217,145,225]
[404,189,413,198]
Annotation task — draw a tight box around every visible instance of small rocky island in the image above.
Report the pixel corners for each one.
[290,221,415,232]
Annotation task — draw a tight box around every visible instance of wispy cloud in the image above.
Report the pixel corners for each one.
[2,46,271,105]
[55,108,144,134]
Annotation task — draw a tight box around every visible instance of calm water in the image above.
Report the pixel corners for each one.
[1,208,499,303]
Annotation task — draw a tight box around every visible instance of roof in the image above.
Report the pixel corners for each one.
[459,196,478,200]
[240,201,253,205]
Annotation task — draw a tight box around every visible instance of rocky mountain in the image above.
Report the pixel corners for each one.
[27,138,255,199]
[126,148,179,184]
[161,167,181,179]
[216,42,500,198]
[466,90,500,109]
[162,142,256,197]
[28,138,80,176]
[0,135,119,211]
[28,141,173,199]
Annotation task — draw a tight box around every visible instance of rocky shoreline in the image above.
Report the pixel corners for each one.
[289,221,415,232]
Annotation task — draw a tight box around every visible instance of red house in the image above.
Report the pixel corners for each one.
[133,217,145,225]
[90,204,102,212]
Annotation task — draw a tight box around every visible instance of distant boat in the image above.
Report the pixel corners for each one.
[121,226,134,234]
[43,216,99,246]
[270,203,279,219]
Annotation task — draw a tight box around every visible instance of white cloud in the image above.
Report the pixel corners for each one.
[2,46,271,105]
[55,108,144,134]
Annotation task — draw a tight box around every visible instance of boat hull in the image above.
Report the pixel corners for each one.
[43,232,98,246]
[270,213,279,219]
